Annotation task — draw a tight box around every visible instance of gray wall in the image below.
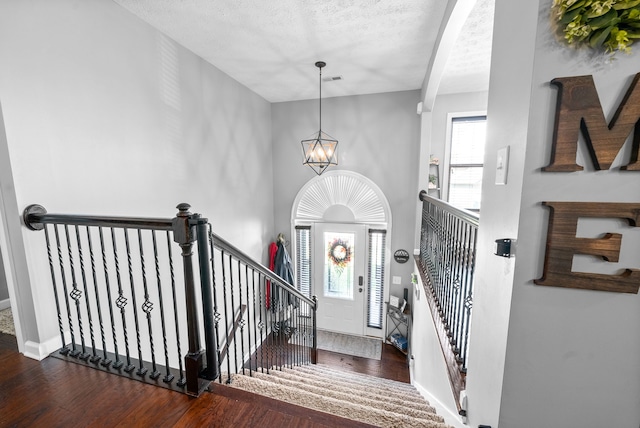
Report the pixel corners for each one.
[0,0,275,352]
[272,90,421,299]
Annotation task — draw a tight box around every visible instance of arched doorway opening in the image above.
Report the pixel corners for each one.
[291,170,392,339]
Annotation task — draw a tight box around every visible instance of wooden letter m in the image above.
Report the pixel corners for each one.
[544,73,640,171]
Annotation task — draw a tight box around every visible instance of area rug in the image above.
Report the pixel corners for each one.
[316,329,382,360]
[0,308,15,336]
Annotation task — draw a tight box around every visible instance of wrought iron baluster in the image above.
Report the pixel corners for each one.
[446,211,455,326]
[295,296,299,368]
[275,284,281,371]
[244,264,252,377]
[207,227,222,383]
[123,228,143,373]
[85,226,105,363]
[64,224,86,358]
[440,208,449,320]
[151,230,171,382]
[307,300,312,364]
[43,225,67,353]
[220,250,231,383]
[452,220,468,359]
[75,225,96,361]
[311,295,318,365]
[251,267,258,372]
[461,227,477,371]
[137,229,157,378]
[433,207,443,304]
[301,300,306,364]
[166,231,185,386]
[237,259,245,376]
[443,212,453,333]
[98,227,116,367]
[229,256,239,375]
[111,227,131,371]
[258,273,266,374]
[446,215,461,345]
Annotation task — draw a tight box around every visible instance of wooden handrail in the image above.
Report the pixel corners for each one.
[419,190,479,226]
[210,231,316,309]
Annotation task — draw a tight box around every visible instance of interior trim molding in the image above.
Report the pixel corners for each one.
[291,170,390,226]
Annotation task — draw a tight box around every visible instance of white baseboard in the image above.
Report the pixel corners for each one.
[0,298,10,310]
[23,335,62,361]
[412,376,467,428]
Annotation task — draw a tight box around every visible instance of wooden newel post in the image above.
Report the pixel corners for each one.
[194,216,219,381]
[311,295,318,364]
[173,203,206,396]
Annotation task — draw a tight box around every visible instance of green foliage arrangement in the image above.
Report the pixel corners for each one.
[553,0,640,53]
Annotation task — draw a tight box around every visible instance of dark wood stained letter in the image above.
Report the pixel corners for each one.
[544,73,640,171]
[535,202,640,294]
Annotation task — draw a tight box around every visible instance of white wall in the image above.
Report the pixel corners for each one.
[467,0,640,427]
[0,0,275,356]
[271,90,422,299]
[411,273,466,428]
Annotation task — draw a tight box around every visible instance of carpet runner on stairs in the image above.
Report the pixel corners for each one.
[226,363,453,428]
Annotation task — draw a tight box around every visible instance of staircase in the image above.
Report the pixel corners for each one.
[227,364,453,428]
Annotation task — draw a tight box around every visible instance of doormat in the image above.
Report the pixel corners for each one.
[0,308,15,336]
[316,329,382,360]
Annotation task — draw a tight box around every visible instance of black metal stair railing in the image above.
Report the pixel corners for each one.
[208,229,318,383]
[23,203,317,397]
[416,190,478,415]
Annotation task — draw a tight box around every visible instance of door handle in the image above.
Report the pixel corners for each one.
[359,276,363,286]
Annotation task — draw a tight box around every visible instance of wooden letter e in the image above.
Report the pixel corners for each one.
[535,202,640,293]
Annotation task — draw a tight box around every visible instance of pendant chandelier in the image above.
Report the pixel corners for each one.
[301,61,338,175]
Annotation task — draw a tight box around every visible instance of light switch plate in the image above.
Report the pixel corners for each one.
[392,276,402,285]
[496,146,509,185]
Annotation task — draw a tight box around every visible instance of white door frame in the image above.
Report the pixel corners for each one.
[291,170,392,339]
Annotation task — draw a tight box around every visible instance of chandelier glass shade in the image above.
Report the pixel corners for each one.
[301,61,338,175]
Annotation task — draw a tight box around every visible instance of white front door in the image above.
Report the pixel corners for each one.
[314,223,366,336]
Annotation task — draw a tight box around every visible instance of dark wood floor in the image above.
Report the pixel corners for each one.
[0,332,409,427]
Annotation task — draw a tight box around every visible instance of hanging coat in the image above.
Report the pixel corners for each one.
[274,241,294,286]
[274,241,295,307]
[266,241,278,309]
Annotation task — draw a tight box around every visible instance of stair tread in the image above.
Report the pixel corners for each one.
[284,365,424,400]
[313,363,417,389]
[250,368,440,419]
[227,373,453,428]
[302,363,418,390]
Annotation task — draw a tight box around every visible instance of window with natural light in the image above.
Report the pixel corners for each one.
[367,230,386,329]
[295,226,311,298]
[448,116,486,211]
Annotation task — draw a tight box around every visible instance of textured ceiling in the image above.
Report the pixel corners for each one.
[112,0,494,102]
[439,0,495,95]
